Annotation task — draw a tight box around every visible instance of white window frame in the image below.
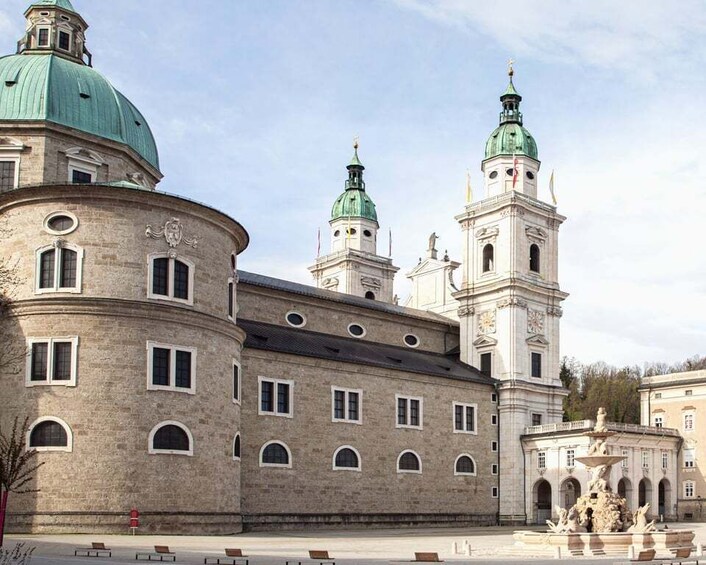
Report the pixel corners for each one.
[43,211,79,236]
[147,253,195,305]
[452,401,478,435]
[332,445,362,472]
[491,413,497,426]
[65,148,102,183]
[285,310,307,328]
[347,322,367,339]
[227,277,236,322]
[232,359,241,405]
[491,486,499,498]
[258,376,294,418]
[491,441,498,452]
[34,242,84,294]
[0,157,21,190]
[148,420,194,456]
[685,480,695,498]
[641,450,650,469]
[538,451,546,469]
[331,386,362,424]
[654,414,664,428]
[26,416,73,453]
[396,449,422,475]
[530,350,543,378]
[395,394,423,430]
[661,451,668,469]
[56,26,72,53]
[531,412,543,427]
[684,448,695,468]
[146,341,197,395]
[491,463,498,475]
[491,392,497,403]
[403,334,420,348]
[683,411,695,432]
[232,432,241,461]
[566,449,575,468]
[25,336,79,387]
[454,453,477,476]
[36,25,51,48]
[259,440,292,468]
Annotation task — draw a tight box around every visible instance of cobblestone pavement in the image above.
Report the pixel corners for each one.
[5,522,706,565]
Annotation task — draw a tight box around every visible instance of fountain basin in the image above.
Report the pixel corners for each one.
[513,530,695,556]
[574,455,627,467]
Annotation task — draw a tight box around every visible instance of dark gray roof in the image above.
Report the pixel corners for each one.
[239,319,494,386]
[237,270,458,326]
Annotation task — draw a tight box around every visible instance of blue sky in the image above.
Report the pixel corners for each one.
[2,0,704,367]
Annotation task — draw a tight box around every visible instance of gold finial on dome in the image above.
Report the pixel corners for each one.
[353,135,360,150]
[508,58,515,78]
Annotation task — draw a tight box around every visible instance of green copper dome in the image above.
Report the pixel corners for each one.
[330,146,378,223]
[29,0,77,13]
[485,122,538,160]
[0,53,160,170]
[484,75,538,162]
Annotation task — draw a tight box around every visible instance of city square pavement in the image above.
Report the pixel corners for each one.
[5,522,706,565]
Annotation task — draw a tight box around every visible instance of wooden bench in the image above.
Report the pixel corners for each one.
[286,550,335,565]
[615,549,658,565]
[204,548,249,565]
[136,545,176,561]
[74,542,112,557]
[664,547,699,565]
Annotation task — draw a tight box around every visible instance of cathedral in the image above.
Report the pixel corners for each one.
[0,0,695,534]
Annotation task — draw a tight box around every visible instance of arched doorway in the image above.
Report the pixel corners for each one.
[658,479,671,518]
[639,478,652,510]
[560,477,581,509]
[618,477,633,503]
[534,479,552,524]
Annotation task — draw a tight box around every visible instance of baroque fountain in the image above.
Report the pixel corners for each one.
[514,408,695,556]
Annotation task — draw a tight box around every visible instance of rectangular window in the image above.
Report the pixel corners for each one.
[491,464,498,475]
[37,246,82,293]
[532,413,542,426]
[480,352,492,377]
[684,413,694,432]
[491,392,497,403]
[654,392,662,399]
[538,451,546,469]
[332,387,362,423]
[71,169,92,183]
[148,255,193,304]
[396,395,423,429]
[147,342,196,394]
[621,449,629,468]
[40,249,55,289]
[37,28,50,47]
[685,389,693,396]
[453,402,477,434]
[58,30,70,51]
[684,448,695,468]
[491,414,497,425]
[531,352,542,378]
[232,362,240,403]
[26,337,78,387]
[491,441,498,452]
[259,377,293,417]
[662,451,668,469]
[566,449,575,467]
[654,415,663,428]
[685,481,695,498]
[491,487,498,498]
[0,161,16,191]
[227,280,234,319]
[642,451,650,469]
[59,248,77,288]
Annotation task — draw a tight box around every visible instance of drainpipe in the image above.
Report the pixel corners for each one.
[495,381,501,525]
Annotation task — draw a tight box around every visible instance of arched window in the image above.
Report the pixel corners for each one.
[397,450,422,474]
[333,446,361,471]
[454,454,477,476]
[148,253,194,304]
[233,433,241,460]
[529,244,540,273]
[482,244,494,273]
[260,441,291,468]
[35,243,83,293]
[27,417,72,452]
[148,421,193,456]
[364,291,375,300]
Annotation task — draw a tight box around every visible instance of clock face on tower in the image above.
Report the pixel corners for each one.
[478,310,496,335]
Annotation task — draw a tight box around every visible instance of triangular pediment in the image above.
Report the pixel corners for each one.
[473,335,498,347]
[526,334,550,345]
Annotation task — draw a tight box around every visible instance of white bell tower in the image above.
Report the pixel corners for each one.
[454,65,569,525]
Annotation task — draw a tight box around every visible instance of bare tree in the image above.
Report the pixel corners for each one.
[0,418,44,548]
[0,221,24,374]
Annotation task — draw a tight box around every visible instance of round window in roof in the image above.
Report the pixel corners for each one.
[489,171,498,179]
[347,323,366,338]
[334,230,340,237]
[363,230,372,237]
[506,168,515,177]
[403,334,420,348]
[44,211,78,235]
[526,171,535,180]
[286,311,306,328]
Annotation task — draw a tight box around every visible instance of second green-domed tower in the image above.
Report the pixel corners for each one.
[481,65,540,198]
[309,141,398,303]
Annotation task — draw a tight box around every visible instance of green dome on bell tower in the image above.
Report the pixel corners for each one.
[330,141,378,223]
[484,66,538,162]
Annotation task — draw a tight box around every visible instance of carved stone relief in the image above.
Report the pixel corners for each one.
[497,297,528,309]
[146,218,198,249]
[527,309,545,334]
[360,276,382,290]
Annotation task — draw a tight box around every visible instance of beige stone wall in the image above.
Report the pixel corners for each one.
[0,185,248,533]
[238,284,459,354]
[240,349,498,521]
